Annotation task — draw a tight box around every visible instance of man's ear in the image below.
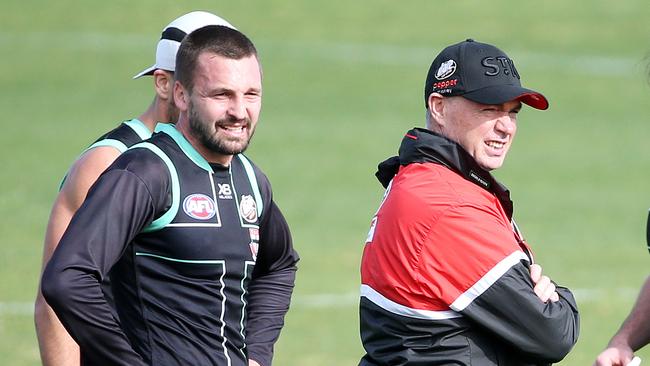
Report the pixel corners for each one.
[427,92,445,127]
[153,69,174,101]
[173,80,189,112]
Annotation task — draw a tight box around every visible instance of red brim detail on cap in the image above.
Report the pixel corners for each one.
[462,85,549,111]
[516,92,549,110]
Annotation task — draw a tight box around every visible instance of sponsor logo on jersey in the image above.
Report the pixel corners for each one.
[469,171,489,188]
[249,228,260,241]
[366,216,378,244]
[239,195,258,223]
[249,242,259,261]
[435,59,457,80]
[183,194,216,220]
[218,183,233,200]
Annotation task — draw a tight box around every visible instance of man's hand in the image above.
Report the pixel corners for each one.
[593,345,635,366]
[249,360,261,366]
[529,263,560,303]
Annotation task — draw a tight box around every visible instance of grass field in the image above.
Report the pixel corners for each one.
[1,1,650,365]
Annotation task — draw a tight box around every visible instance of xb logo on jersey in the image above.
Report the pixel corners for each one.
[218,183,233,200]
[183,194,216,220]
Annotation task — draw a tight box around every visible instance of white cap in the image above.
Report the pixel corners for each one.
[133,11,236,79]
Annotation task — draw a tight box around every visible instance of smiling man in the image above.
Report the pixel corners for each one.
[34,12,237,366]
[359,39,579,365]
[41,25,298,366]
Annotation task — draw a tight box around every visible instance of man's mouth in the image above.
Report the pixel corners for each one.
[223,125,245,132]
[485,140,506,149]
[218,123,247,137]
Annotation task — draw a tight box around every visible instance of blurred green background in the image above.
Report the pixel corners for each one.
[1,0,649,364]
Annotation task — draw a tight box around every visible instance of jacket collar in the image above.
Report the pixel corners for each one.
[376,127,514,219]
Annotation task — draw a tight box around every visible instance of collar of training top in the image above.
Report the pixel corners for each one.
[375,127,514,219]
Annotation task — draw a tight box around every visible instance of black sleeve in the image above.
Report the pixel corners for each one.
[246,200,299,366]
[41,152,169,366]
[462,262,580,363]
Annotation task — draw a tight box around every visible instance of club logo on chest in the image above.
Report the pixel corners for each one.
[239,195,258,223]
[183,194,216,220]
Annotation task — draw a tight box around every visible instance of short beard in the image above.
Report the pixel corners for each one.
[188,105,253,156]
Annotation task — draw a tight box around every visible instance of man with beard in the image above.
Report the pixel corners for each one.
[41,25,299,366]
[34,11,236,366]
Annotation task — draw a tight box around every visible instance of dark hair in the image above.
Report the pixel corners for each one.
[175,25,258,93]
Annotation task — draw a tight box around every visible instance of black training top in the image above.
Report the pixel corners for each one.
[43,124,299,366]
[59,118,152,190]
[89,118,153,152]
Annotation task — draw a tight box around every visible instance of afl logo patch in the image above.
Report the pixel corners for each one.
[435,59,457,80]
[183,194,216,220]
[239,195,258,223]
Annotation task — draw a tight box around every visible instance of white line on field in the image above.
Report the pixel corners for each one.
[0,31,642,76]
[292,292,360,308]
[0,287,639,316]
[0,302,34,316]
[260,39,642,76]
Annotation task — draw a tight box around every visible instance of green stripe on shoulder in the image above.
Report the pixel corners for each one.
[62,139,127,190]
[84,139,129,154]
[129,142,180,232]
[155,123,213,173]
[124,119,153,140]
[237,154,264,217]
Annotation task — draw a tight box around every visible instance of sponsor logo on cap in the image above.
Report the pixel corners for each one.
[239,195,258,223]
[481,56,520,79]
[183,194,216,220]
[432,78,458,93]
[435,60,457,80]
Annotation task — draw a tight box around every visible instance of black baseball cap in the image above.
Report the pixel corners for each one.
[424,39,548,110]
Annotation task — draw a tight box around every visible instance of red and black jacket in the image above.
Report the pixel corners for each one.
[359,128,579,366]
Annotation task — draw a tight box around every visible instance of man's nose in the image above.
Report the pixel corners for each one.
[495,114,516,135]
[228,96,247,120]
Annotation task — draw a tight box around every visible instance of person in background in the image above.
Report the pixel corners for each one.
[34,11,235,366]
[42,25,298,366]
[594,275,649,366]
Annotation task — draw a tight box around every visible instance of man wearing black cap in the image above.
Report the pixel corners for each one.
[359,39,579,365]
